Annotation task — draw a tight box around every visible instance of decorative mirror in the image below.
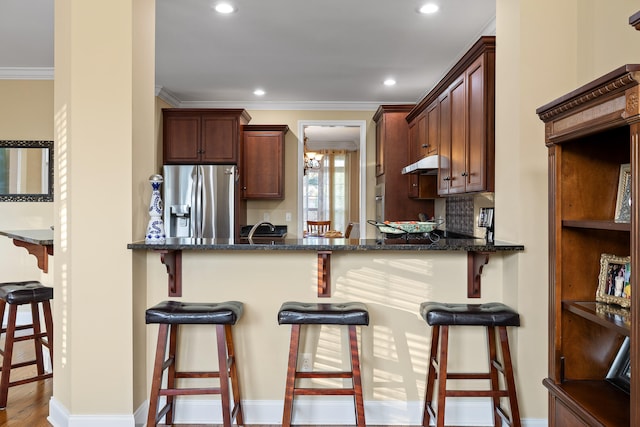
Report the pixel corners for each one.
[0,140,53,202]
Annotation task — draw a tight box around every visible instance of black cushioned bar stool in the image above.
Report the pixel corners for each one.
[0,281,53,409]
[278,301,369,427]
[420,302,521,427]
[146,301,244,427]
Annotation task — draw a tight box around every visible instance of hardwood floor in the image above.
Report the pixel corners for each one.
[0,340,52,427]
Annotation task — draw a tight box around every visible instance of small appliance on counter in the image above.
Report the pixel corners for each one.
[163,165,236,239]
[478,207,494,243]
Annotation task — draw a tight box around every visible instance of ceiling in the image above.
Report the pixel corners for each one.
[0,0,495,142]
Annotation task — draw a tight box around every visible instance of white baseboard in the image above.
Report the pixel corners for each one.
[132,398,547,426]
[49,397,136,427]
[51,395,547,426]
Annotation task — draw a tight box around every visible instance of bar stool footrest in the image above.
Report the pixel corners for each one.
[294,388,356,396]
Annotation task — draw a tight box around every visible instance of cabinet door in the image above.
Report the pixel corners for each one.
[408,119,419,164]
[448,75,467,194]
[375,118,385,176]
[425,100,439,157]
[438,90,452,195]
[201,114,238,163]
[408,174,419,198]
[465,55,487,192]
[416,113,428,159]
[163,114,201,163]
[242,127,286,199]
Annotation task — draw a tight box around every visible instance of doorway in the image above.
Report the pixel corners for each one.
[297,120,366,238]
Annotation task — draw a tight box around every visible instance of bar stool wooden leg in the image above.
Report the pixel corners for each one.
[423,325,439,427]
[348,325,365,426]
[30,303,45,376]
[147,323,169,427]
[487,326,502,427]
[216,324,232,427]
[165,324,178,425]
[42,300,53,364]
[436,325,449,427]
[0,304,18,409]
[282,324,301,427]
[498,326,521,427]
[224,324,244,425]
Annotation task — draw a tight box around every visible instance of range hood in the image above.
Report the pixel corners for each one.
[401,155,440,175]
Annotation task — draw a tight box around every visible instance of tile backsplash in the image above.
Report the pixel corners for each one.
[444,193,495,237]
[445,195,475,235]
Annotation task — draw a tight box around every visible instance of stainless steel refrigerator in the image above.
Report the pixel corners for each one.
[163,165,236,239]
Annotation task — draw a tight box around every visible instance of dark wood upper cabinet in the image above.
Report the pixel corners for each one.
[407,36,495,196]
[163,108,251,164]
[537,64,640,427]
[242,124,289,199]
[374,105,436,220]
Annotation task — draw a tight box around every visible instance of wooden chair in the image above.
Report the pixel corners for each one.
[306,220,331,235]
[344,222,354,238]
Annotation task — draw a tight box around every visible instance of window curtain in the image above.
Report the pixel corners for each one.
[303,150,351,234]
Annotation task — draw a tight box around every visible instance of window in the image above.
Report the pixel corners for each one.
[303,151,350,233]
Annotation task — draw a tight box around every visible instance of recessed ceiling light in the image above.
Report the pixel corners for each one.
[253,89,265,96]
[383,78,396,87]
[418,3,439,14]
[214,3,236,14]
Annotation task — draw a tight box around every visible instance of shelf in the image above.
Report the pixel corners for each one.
[544,378,630,426]
[563,301,630,336]
[562,220,631,231]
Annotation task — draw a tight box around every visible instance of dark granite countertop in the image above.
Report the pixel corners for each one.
[0,229,53,246]
[127,237,524,252]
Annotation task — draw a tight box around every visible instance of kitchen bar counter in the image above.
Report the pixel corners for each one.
[128,237,523,299]
[127,237,522,251]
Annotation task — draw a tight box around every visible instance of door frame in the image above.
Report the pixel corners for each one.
[297,120,367,238]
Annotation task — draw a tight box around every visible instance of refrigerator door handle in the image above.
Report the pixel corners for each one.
[194,166,203,238]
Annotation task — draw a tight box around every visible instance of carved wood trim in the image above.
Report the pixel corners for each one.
[158,250,182,297]
[538,74,637,122]
[12,240,52,273]
[467,251,493,298]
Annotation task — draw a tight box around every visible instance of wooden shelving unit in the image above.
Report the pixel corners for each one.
[537,64,640,426]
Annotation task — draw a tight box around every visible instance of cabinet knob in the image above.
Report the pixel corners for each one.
[443,176,451,181]
[461,172,469,177]
[421,144,429,148]
[412,183,418,187]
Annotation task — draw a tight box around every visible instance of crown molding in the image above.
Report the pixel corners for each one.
[175,100,406,111]
[0,67,54,80]
[155,85,412,111]
[155,86,181,107]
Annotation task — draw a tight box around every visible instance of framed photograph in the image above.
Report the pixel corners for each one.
[606,337,630,394]
[614,163,631,223]
[596,253,631,308]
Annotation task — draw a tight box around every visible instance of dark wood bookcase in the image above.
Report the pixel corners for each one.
[537,65,640,426]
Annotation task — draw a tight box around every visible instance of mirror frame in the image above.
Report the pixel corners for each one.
[0,140,54,202]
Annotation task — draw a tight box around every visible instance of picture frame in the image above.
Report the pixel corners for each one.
[614,163,631,223]
[596,253,631,308]
[606,337,630,394]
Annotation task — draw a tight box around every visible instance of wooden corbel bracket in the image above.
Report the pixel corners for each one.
[467,251,493,298]
[13,240,53,273]
[157,249,182,297]
[317,251,332,297]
